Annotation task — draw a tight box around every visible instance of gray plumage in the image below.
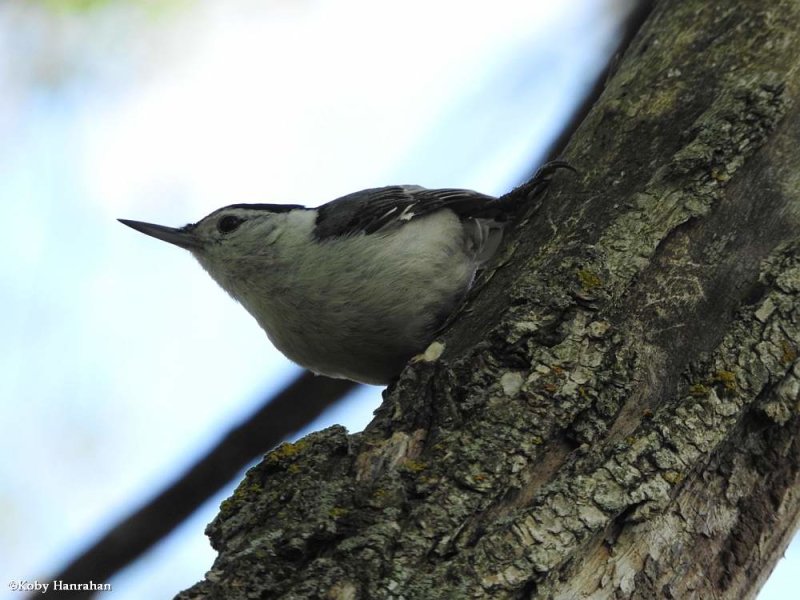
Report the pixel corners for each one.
[119,182,534,384]
[313,185,500,239]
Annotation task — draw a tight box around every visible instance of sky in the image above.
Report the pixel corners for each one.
[0,0,795,598]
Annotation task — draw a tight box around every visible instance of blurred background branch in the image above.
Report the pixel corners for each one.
[47,372,356,598]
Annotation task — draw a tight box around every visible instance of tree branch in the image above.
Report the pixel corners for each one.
[43,372,356,599]
[177,0,800,597]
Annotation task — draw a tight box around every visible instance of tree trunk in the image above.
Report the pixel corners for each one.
[176,0,800,598]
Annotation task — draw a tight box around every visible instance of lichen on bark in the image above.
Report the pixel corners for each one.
[176,1,800,599]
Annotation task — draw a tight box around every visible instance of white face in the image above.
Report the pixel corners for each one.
[189,207,285,257]
[185,206,305,292]
[120,204,305,293]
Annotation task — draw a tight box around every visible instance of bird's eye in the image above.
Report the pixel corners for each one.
[217,215,244,234]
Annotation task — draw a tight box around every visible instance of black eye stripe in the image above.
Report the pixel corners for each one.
[218,215,244,234]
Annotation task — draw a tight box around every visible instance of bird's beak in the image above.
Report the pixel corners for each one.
[118,219,203,250]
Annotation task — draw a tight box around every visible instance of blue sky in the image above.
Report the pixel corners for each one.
[0,1,795,598]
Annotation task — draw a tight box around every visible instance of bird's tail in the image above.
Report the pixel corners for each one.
[498,159,577,214]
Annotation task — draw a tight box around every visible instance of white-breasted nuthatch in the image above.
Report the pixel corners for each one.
[119,164,568,385]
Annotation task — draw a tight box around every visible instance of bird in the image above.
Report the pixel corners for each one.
[119,162,569,385]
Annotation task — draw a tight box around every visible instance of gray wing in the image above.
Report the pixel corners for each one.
[313,185,498,240]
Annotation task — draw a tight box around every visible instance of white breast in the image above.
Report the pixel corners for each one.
[213,209,502,384]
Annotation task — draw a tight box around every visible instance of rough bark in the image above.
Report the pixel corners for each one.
[176,1,800,598]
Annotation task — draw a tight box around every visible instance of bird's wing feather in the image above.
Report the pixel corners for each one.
[313,186,498,240]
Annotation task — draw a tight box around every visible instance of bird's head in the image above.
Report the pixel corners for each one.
[119,203,306,258]
[119,203,310,292]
